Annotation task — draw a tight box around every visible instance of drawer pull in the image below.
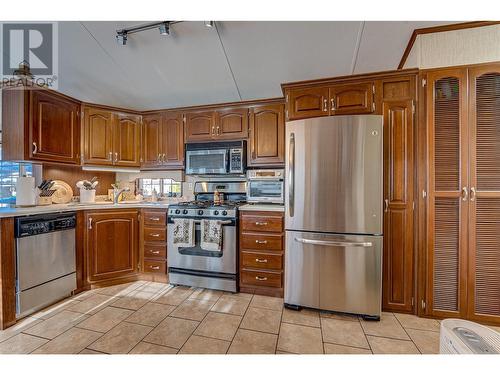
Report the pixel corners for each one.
[255,258,268,263]
[149,250,161,255]
[255,276,268,281]
[149,265,160,270]
[255,222,268,226]
[150,233,161,237]
[255,240,268,244]
[148,217,160,221]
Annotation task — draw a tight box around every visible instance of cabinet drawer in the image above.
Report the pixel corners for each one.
[241,233,283,251]
[241,269,282,288]
[143,244,167,260]
[241,251,282,270]
[143,260,166,274]
[143,227,166,242]
[241,215,283,233]
[143,211,166,226]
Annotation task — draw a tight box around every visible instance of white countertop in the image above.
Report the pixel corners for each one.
[0,201,171,218]
[239,203,285,212]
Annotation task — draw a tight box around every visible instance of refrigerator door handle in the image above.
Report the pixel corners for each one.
[289,132,295,217]
[295,237,373,248]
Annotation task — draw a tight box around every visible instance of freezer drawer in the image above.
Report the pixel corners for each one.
[285,231,382,318]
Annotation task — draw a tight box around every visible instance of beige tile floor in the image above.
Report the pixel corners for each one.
[0,281,458,354]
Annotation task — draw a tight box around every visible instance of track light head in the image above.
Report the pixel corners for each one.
[116,32,127,46]
[204,21,215,28]
[159,22,170,35]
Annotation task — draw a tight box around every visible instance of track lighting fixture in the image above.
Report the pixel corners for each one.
[159,22,170,35]
[204,21,215,28]
[116,32,127,46]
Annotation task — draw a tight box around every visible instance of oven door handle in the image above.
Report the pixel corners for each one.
[192,219,233,225]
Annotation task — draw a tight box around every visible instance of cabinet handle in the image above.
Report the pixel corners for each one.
[32,142,38,154]
[157,153,161,162]
[255,240,268,244]
[149,265,160,270]
[149,250,161,255]
[255,258,268,263]
[162,153,166,163]
[330,98,336,111]
[216,126,220,136]
[384,199,389,212]
[323,98,327,112]
[148,217,160,221]
[150,233,161,237]
[211,126,215,136]
[88,217,92,230]
[114,152,118,162]
[470,187,476,201]
[462,186,468,201]
[108,151,113,161]
[255,276,268,281]
[255,221,268,226]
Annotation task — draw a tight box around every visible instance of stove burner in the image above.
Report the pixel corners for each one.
[175,200,244,209]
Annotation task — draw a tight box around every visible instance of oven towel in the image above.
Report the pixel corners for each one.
[200,219,223,251]
[172,219,195,248]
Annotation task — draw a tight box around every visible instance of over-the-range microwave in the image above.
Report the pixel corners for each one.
[185,140,246,175]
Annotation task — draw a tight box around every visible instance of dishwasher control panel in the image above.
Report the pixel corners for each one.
[15,212,76,237]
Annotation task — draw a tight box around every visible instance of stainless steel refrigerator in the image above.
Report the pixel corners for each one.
[284,115,383,319]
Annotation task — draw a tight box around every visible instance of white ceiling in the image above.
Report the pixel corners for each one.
[56,21,451,111]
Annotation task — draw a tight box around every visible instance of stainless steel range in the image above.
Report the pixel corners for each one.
[167,181,246,292]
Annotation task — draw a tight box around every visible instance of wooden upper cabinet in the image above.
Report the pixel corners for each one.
[85,210,139,283]
[30,90,81,164]
[286,86,329,120]
[114,113,141,167]
[329,82,375,115]
[185,111,215,142]
[142,114,163,168]
[248,104,285,166]
[83,107,114,165]
[162,112,184,168]
[215,108,248,140]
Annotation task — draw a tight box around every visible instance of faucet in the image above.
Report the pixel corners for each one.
[112,185,130,204]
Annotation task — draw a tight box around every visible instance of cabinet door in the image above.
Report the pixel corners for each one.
[30,90,80,164]
[86,211,138,282]
[248,104,285,166]
[83,107,114,165]
[142,114,163,169]
[185,111,215,142]
[114,113,141,167]
[329,82,374,115]
[215,108,248,140]
[382,99,414,313]
[161,112,185,168]
[467,65,500,324]
[286,87,329,120]
[425,69,469,319]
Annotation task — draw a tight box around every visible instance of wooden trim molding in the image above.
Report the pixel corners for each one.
[0,218,16,329]
[398,21,500,70]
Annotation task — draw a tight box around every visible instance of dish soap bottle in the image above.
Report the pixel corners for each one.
[152,188,158,203]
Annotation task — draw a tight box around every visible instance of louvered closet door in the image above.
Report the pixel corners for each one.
[426,69,469,318]
[467,66,500,323]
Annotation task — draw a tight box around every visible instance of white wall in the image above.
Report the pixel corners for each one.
[404,24,500,69]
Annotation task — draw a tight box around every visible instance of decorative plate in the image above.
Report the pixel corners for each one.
[51,180,74,204]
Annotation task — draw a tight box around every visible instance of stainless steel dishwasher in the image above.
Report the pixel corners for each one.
[15,212,77,318]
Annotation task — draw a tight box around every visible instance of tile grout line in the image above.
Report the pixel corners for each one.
[226,293,255,354]
[273,307,284,354]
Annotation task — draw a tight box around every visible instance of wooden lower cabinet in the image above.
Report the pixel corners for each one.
[140,209,168,281]
[239,210,284,297]
[84,210,139,284]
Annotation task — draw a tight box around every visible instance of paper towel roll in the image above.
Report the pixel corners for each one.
[16,176,37,206]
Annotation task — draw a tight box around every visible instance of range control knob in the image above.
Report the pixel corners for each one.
[214,210,219,215]
[175,209,180,214]
[222,210,228,216]
[182,209,188,214]
[198,210,204,215]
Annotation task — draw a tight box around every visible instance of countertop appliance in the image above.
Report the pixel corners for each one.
[440,319,500,353]
[15,212,77,318]
[167,181,247,292]
[246,169,284,204]
[284,115,383,320]
[185,141,246,175]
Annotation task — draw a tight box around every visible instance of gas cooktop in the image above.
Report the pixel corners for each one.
[168,200,245,219]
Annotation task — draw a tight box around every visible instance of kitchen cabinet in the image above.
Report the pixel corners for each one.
[141,112,184,169]
[239,210,284,297]
[381,76,415,314]
[330,82,375,115]
[140,209,168,281]
[82,106,141,167]
[185,108,248,142]
[286,86,329,120]
[248,104,285,166]
[85,210,139,283]
[1,88,81,164]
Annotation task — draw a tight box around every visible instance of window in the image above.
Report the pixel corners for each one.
[137,178,182,198]
[0,162,33,206]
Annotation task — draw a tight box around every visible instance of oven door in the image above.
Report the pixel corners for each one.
[167,218,236,274]
[247,179,284,204]
[185,149,228,175]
